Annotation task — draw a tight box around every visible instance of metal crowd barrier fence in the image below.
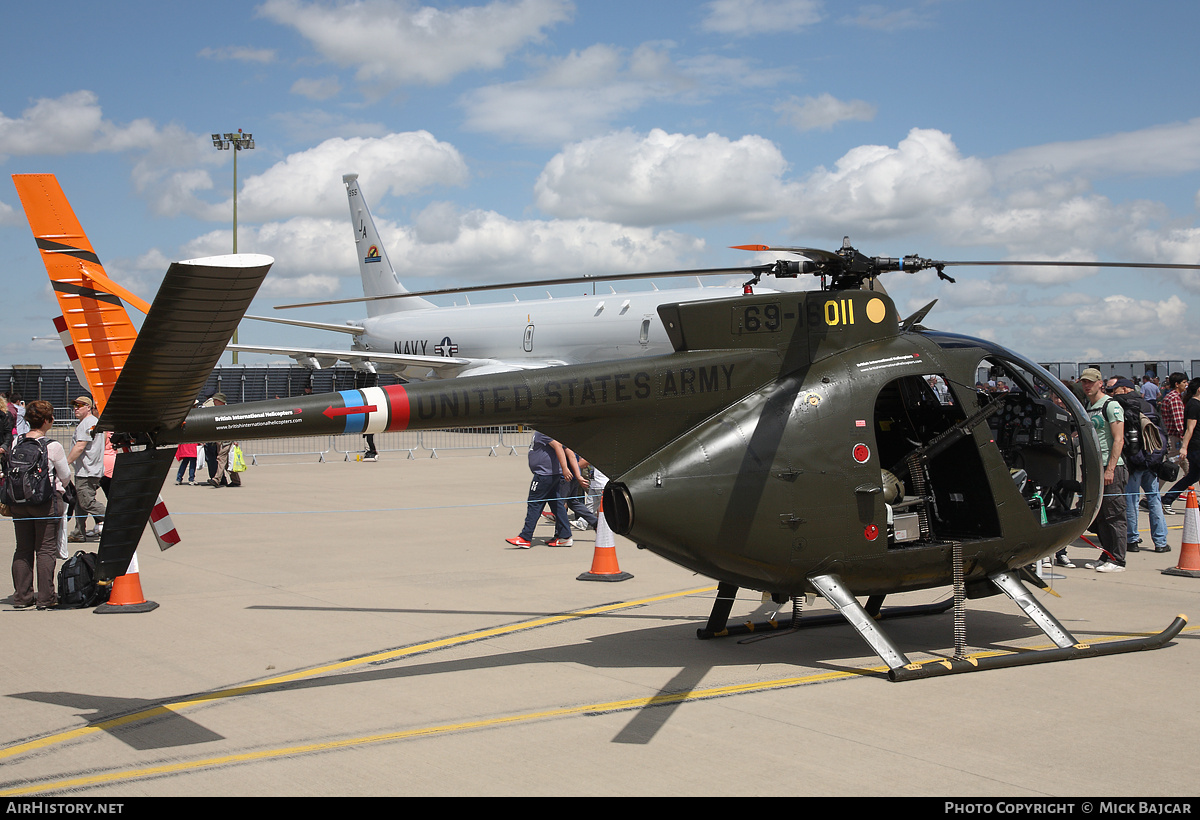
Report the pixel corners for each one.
[243,435,334,464]
[32,424,535,465]
[498,425,533,455]
[241,425,535,463]
[331,431,421,460]
[417,427,509,458]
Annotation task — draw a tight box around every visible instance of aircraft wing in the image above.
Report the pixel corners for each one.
[224,343,530,378]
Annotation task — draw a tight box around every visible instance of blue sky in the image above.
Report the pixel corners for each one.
[2,0,1199,369]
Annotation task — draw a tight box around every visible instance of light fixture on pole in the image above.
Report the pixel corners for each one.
[211,129,255,363]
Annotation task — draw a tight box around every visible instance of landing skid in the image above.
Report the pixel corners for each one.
[696,573,1186,682]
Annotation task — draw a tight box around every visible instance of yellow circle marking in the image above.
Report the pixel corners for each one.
[865,297,887,323]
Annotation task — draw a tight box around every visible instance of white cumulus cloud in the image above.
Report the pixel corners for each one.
[792,128,992,236]
[460,43,789,144]
[461,44,683,145]
[0,90,161,158]
[383,208,706,282]
[534,129,798,224]
[259,0,573,90]
[215,132,469,222]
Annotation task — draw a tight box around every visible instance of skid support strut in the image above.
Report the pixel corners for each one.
[697,572,1184,681]
[886,570,1186,681]
[808,574,911,672]
[990,570,1076,648]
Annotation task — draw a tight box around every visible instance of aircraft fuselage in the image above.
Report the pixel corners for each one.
[355,285,755,375]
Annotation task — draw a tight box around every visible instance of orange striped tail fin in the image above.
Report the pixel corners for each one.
[11,173,150,414]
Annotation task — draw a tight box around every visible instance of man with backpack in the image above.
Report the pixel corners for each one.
[1111,379,1171,554]
[1079,368,1128,572]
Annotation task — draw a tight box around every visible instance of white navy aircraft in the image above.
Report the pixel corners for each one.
[230,174,768,381]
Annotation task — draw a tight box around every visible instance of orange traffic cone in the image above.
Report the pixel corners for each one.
[1163,489,1200,578]
[577,497,632,582]
[94,553,160,612]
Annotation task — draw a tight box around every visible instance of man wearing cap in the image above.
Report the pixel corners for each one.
[67,395,105,542]
[205,393,242,488]
[1079,368,1127,572]
[1112,378,1170,554]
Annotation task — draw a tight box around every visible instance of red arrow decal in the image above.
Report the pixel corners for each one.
[323,404,378,418]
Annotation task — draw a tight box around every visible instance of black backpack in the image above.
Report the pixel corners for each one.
[1108,395,1168,473]
[57,551,109,609]
[1,435,53,507]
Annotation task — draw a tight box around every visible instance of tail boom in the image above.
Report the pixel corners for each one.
[166,348,777,477]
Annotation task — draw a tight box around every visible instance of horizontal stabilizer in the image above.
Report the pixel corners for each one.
[98,254,274,437]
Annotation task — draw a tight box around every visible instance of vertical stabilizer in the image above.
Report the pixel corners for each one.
[343,173,435,317]
[13,174,150,413]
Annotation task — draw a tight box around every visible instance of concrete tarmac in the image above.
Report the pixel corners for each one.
[2,449,1198,797]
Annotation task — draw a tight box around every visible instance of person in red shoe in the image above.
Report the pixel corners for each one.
[506,431,575,548]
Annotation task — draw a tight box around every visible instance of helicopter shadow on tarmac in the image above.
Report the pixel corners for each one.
[6,600,1100,752]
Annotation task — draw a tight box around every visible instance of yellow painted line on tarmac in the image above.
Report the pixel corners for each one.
[0,662,872,796]
[0,585,718,765]
[4,620,1198,796]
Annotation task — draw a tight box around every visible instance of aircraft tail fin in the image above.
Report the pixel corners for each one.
[343,173,435,317]
[12,174,152,413]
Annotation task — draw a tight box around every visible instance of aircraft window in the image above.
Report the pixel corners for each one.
[922,374,954,405]
[971,357,1085,528]
[639,318,651,345]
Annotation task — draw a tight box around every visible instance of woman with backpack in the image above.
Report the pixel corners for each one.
[8,400,71,609]
[1161,378,1200,511]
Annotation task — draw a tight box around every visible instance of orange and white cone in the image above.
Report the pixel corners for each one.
[577,492,632,582]
[1163,489,1200,578]
[94,552,160,612]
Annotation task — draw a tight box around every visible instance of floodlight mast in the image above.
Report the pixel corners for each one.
[210,130,255,363]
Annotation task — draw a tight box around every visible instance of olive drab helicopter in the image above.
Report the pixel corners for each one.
[15,173,1192,681]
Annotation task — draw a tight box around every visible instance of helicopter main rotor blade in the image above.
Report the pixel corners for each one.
[936,260,1200,270]
[277,239,1200,310]
[274,264,772,310]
